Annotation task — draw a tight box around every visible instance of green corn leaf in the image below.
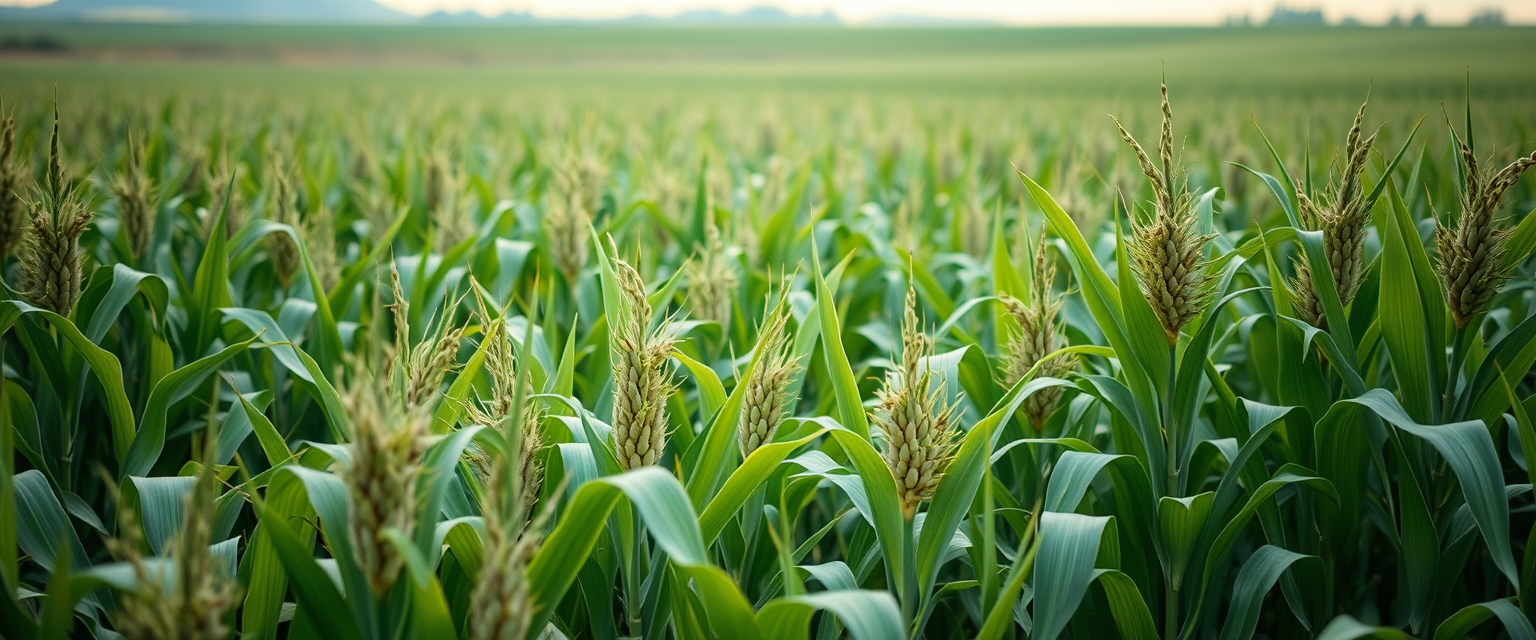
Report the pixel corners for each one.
[38,543,72,640]
[671,349,725,421]
[327,206,408,313]
[1316,615,1414,640]
[412,424,494,561]
[1160,492,1214,592]
[1092,569,1159,640]
[248,487,364,640]
[221,308,349,440]
[12,471,89,575]
[1218,546,1320,640]
[1398,444,1439,634]
[991,207,1028,335]
[1464,311,1536,425]
[121,335,258,478]
[0,383,15,597]
[1032,512,1118,640]
[1433,598,1535,640]
[188,189,233,356]
[430,317,497,434]
[0,302,136,466]
[757,590,905,640]
[1347,389,1520,588]
[915,367,1041,612]
[526,467,760,639]
[1377,184,1439,423]
[381,529,457,640]
[1500,205,1536,272]
[1231,163,1299,228]
[810,240,871,441]
[1018,170,1155,415]
[236,391,292,466]
[121,476,194,554]
[698,428,825,545]
[78,263,168,344]
[1501,368,1536,491]
[1186,465,1338,638]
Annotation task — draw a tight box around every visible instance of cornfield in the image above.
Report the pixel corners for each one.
[2,35,1536,640]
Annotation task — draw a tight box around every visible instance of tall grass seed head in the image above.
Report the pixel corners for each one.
[1290,100,1378,328]
[466,296,546,516]
[385,264,465,410]
[1436,140,1536,329]
[874,286,959,519]
[106,447,239,640]
[113,131,158,261]
[20,106,93,317]
[546,189,591,285]
[738,295,798,457]
[264,168,300,288]
[342,373,430,596]
[1112,84,1217,344]
[303,202,340,291]
[0,109,26,259]
[469,437,558,640]
[685,210,738,326]
[609,237,679,470]
[1000,237,1076,430]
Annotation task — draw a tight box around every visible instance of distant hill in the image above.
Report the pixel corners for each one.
[629,6,838,25]
[0,0,978,26]
[421,5,839,25]
[419,9,536,24]
[860,13,996,26]
[0,0,410,22]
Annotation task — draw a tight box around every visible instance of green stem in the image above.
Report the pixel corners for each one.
[1166,584,1180,640]
[979,462,998,614]
[626,503,645,637]
[739,484,767,587]
[1164,341,1180,639]
[1164,341,1180,499]
[1443,324,1472,424]
[901,515,918,638]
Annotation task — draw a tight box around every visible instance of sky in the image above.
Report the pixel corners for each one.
[369,0,1535,24]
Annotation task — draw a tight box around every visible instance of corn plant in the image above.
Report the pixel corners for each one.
[0,72,1533,640]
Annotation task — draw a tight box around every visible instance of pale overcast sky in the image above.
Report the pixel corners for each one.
[373,0,1533,23]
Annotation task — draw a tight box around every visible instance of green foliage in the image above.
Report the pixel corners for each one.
[2,43,1536,640]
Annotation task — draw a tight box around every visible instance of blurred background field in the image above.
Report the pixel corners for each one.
[4,8,1536,640]
[3,24,1535,98]
[2,23,1534,185]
